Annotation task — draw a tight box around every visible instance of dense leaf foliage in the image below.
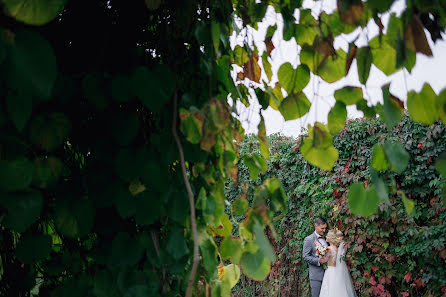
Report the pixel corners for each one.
[228,117,446,297]
[0,0,446,296]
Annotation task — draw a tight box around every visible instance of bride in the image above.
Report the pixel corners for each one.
[317,230,357,297]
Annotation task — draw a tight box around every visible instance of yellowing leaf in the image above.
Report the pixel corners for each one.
[258,116,269,159]
[220,264,241,289]
[278,92,311,121]
[243,52,261,83]
[371,144,389,171]
[401,192,415,215]
[407,83,438,125]
[338,0,364,25]
[404,14,432,57]
[262,52,272,82]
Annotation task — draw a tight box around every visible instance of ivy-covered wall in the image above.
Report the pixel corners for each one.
[226,116,446,297]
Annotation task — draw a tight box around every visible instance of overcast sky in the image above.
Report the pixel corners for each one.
[230,0,446,137]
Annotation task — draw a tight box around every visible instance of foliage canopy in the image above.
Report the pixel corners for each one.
[0,0,445,296]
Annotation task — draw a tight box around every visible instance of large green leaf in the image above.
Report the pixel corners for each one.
[369,167,389,203]
[347,183,380,217]
[370,36,398,75]
[3,0,66,25]
[380,85,403,131]
[6,91,32,132]
[356,46,372,84]
[132,65,174,112]
[220,236,243,264]
[180,108,204,144]
[32,156,64,188]
[15,234,52,264]
[54,198,94,238]
[328,101,347,135]
[437,89,446,125]
[240,249,270,281]
[334,86,363,105]
[29,112,71,152]
[318,49,347,83]
[9,30,57,99]
[166,227,189,260]
[200,237,218,281]
[383,141,409,174]
[277,63,310,94]
[264,178,288,214]
[220,264,241,289]
[401,192,415,215]
[258,115,269,159]
[1,190,43,232]
[232,45,249,66]
[371,144,389,171]
[110,112,139,146]
[111,74,133,102]
[261,52,272,81]
[253,220,276,262]
[213,213,233,237]
[232,197,248,216]
[0,158,34,192]
[407,83,438,125]
[243,153,268,181]
[134,191,162,226]
[278,92,311,121]
[108,232,145,268]
[300,123,338,171]
[94,270,121,297]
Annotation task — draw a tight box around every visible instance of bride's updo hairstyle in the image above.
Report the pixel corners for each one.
[327,229,344,247]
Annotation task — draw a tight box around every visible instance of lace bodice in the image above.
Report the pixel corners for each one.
[327,246,338,267]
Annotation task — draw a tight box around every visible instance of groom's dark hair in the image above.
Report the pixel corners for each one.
[314,217,327,225]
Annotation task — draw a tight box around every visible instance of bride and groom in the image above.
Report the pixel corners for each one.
[303,217,357,297]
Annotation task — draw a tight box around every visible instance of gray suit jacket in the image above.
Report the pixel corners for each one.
[302,233,325,281]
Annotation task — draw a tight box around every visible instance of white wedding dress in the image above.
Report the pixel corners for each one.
[319,242,357,297]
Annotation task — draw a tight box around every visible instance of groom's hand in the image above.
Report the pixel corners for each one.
[318,256,328,264]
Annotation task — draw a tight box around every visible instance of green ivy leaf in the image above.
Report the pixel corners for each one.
[334,86,363,105]
[371,144,389,171]
[109,232,145,268]
[356,47,372,84]
[253,220,276,262]
[300,123,338,171]
[347,183,380,217]
[407,83,438,125]
[261,52,272,82]
[221,264,241,289]
[356,99,376,118]
[180,108,204,144]
[54,198,94,238]
[279,92,311,121]
[220,236,243,264]
[15,234,52,264]
[3,0,66,25]
[0,158,34,192]
[277,63,310,94]
[32,156,64,188]
[200,237,218,282]
[401,192,415,215]
[1,190,43,232]
[383,141,409,173]
[8,30,57,100]
[380,85,403,131]
[243,153,268,181]
[213,213,233,237]
[167,227,189,260]
[370,36,398,75]
[369,167,389,203]
[327,101,347,135]
[240,249,270,281]
[231,45,249,66]
[29,112,71,152]
[232,197,249,216]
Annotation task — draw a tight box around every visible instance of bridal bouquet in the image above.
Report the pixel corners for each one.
[315,244,328,269]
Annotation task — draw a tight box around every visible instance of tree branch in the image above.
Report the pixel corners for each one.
[172,89,199,297]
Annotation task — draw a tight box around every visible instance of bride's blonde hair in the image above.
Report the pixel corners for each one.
[326,229,344,247]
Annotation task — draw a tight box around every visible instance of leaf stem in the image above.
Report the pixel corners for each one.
[172,89,199,297]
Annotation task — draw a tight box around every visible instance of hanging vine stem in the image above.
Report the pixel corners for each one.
[171,89,200,297]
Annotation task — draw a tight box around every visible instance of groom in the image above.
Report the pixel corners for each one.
[303,217,328,297]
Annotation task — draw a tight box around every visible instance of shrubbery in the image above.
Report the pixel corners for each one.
[226,116,446,297]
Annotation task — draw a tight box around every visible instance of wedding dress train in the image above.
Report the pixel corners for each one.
[319,242,357,297]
